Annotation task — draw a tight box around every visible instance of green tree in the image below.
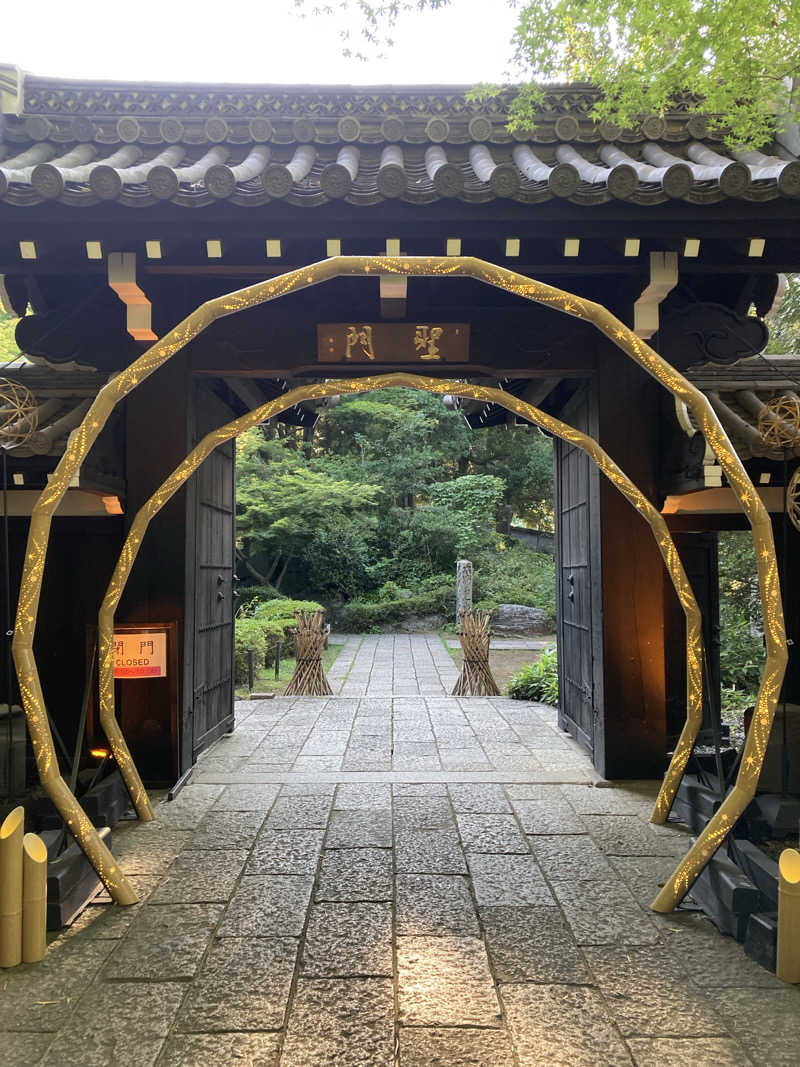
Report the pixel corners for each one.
[315,389,470,505]
[309,1,800,147]
[768,276,800,354]
[236,430,382,590]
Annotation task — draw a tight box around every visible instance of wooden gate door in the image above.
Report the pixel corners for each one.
[554,384,604,765]
[183,384,236,769]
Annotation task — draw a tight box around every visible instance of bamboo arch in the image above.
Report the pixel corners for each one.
[10,256,786,915]
[97,373,703,829]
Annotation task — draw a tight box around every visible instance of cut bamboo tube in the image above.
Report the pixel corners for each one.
[0,806,25,968]
[22,832,47,964]
[777,847,800,983]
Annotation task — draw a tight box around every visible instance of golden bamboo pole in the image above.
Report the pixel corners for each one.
[12,257,783,913]
[21,832,47,964]
[777,848,800,983]
[96,372,702,859]
[0,805,24,968]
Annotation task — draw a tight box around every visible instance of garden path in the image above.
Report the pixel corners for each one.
[3,633,799,1066]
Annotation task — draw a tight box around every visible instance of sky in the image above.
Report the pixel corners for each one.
[2,1,520,85]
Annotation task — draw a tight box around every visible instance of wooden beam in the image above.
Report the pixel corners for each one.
[634,251,678,338]
[108,252,157,341]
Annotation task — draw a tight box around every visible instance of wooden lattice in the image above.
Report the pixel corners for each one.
[758,394,800,451]
[452,609,501,697]
[283,610,333,696]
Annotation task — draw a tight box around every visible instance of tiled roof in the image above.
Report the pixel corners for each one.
[2,71,799,209]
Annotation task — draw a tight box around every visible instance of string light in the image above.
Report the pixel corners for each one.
[11,256,786,914]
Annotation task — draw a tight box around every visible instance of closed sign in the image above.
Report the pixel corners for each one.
[113,631,168,679]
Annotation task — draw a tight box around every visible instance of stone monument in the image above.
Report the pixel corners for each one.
[456,559,473,619]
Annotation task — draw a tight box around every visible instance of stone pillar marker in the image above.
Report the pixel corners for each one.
[456,559,473,619]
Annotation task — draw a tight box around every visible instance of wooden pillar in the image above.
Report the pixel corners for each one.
[663,532,721,742]
[596,341,669,778]
[116,349,190,783]
[773,513,800,705]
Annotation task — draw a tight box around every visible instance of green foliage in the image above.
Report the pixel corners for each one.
[507,646,559,704]
[767,275,800,355]
[233,596,324,684]
[718,532,765,692]
[473,542,556,624]
[303,1,799,148]
[233,617,286,685]
[337,575,453,632]
[721,685,756,718]
[236,388,555,628]
[251,597,325,623]
[0,312,23,364]
[506,0,798,147]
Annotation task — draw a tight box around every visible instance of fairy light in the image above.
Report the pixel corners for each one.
[11,256,786,915]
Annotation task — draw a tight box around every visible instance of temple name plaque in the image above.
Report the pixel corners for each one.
[113,629,168,679]
[318,323,469,363]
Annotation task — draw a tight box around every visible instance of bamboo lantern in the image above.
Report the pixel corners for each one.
[22,833,47,964]
[452,610,501,697]
[777,847,800,983]
[0,805,24,968]
[284,610,333,696]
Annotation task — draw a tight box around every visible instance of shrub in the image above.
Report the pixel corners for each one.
[234,596,323,684]
[472,543,556,624]
[507,646,559,704]
[234,584,282,613]
[337,575,454,632]
[233,617,285,685]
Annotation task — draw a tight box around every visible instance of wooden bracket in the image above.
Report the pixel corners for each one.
[634,251,678,339]
[108,252,157,341]
[380,274,407,318]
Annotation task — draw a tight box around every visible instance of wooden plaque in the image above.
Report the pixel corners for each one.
[318,323,469,363]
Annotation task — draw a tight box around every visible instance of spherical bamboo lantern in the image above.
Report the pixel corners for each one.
[0,379,38,451]
[758,394,800,451]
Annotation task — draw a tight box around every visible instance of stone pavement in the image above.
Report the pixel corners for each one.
[328,633,459,697]
[4,634,800,1066]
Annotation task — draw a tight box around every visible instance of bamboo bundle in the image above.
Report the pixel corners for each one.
[284,610,333,696]
[452,610,501,697]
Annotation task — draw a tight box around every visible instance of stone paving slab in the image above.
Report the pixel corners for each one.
[502,984,633,1067]
[219,876,313,937]
[101,903,223,981]
[480,904,590,983]
[398,1027,516,1067]
[457,813,530,853]
[302,902,393,977]
[158,1033,281,1067]
[280,978,395,1066]
[316,847,393,901]
[5,633,798,1067]
[467,853,555,907]
[397,936,502,1026]
[583,944,730,1038]
[246,828,325,876]
[176,936,298,1032]
[395,874,479,937]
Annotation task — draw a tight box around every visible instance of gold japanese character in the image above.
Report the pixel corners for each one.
[345,325,376,361]
[414,325,444,360]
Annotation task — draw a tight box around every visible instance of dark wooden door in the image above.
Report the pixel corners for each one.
[183,384,235,769]
[555,384,604,764]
